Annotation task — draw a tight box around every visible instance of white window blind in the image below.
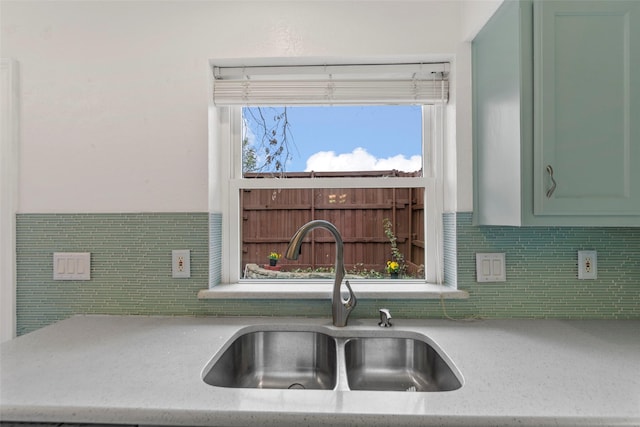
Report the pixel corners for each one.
[212,63,449,106]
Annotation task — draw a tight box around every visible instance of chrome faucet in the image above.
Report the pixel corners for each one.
[285,220,357,327]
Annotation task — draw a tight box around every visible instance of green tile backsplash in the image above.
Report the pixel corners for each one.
[454,212,639,319]
[15,213,210,335]
[15,212,639,335]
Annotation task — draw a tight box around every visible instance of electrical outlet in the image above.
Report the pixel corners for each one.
[578,250,597,280]
[172,249,191,278]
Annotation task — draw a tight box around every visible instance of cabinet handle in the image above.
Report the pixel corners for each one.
[546,165,557,198]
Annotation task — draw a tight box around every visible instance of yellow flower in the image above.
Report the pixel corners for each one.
[269,252,281,260]
[386,261,399,273]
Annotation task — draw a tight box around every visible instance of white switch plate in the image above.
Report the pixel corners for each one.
[476,253,506,282]
[172,249,191,278]
[53,252,91,280]
[578,250,597,280]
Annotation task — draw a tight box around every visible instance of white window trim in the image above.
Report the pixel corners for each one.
[203,64,467,300]
[227,105,441,283]
[0,58,19,342]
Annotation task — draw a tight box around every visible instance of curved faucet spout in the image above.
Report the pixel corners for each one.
[285,220,357,327]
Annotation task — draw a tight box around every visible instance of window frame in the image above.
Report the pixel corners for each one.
[215,104,445,286]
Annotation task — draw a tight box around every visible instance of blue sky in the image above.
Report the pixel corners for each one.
[243,105,423,173]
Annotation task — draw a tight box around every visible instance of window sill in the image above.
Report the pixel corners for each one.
[197,282,468,300]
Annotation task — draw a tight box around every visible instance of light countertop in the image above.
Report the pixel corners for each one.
[1,315,639,426]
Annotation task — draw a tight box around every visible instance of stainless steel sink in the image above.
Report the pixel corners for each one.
[202,327,462,392]
[202,330,337,390]
[344,337,462,392]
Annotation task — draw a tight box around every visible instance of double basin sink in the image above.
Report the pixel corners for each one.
[202,326,462,392]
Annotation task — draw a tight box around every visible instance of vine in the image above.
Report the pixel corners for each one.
[382,218,407,276]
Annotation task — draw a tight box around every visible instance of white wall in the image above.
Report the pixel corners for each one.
[460,0,504,42]
[1,0,500,214]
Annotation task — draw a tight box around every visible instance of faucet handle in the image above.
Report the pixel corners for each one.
[343,280,357,309]
[378,308,392,327]
[334,279,357,327]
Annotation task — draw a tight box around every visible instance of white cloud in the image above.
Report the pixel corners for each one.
[305,147,421,173]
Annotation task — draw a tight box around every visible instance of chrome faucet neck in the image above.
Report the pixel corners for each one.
[285,220,357,327]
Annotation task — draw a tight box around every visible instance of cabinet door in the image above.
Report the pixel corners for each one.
[534,1,640,216]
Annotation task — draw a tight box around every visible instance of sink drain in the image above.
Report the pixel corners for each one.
[288,383,306,389]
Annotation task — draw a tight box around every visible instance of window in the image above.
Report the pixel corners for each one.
[241,105,426,281]
[208,62,450,292]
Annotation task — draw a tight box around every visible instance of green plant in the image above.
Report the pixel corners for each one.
[386,261,400,274]
[242,137,258,173]
[286,265,384,279]
[347,263,384,279]
[268,252,281,260]
[382,218,406,276]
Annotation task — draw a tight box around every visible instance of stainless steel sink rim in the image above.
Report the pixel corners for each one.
[201,325,464,392]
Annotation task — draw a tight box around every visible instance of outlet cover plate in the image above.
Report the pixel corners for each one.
[578,250,597,280]
[53,252,91,280]
[476,253,506,282]
[172,249,191,278]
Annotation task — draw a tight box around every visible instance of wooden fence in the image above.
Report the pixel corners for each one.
[241,171,425,277]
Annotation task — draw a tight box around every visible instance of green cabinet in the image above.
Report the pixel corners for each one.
[473,0,640,226]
